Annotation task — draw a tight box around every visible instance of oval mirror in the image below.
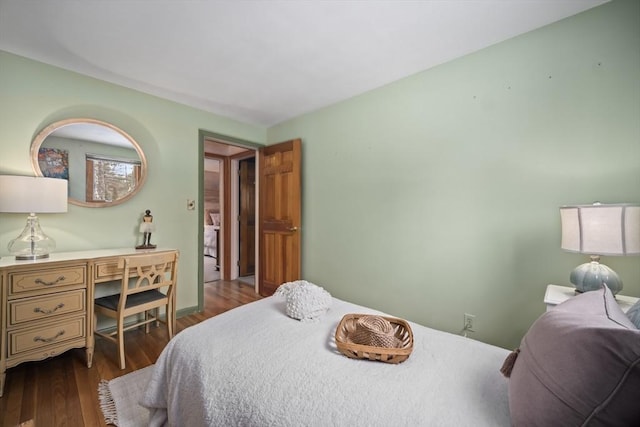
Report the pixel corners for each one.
[31,118,147,208]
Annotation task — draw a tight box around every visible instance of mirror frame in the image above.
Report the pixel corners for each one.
[31,118,148,208]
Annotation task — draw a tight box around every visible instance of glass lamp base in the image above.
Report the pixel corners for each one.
[8,214,56,261]
[570,261,622,295]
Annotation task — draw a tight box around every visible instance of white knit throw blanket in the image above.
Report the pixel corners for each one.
[274,280,332,322]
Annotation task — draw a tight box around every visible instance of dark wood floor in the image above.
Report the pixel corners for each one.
[0,280,261,427]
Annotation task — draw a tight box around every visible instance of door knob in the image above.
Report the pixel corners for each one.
[288,227,298,232]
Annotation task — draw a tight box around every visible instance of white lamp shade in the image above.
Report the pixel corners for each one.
[0,175,68,213]
[560,204,640,256]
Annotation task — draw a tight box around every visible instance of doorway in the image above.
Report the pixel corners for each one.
[198,132,302,310]
[199,131,261,312]
[203,156,221,283]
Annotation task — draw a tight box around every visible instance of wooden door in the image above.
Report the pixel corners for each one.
[258,139,302,296]
[238,157,255,276]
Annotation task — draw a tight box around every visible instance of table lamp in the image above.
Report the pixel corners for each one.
[0,175,68,260]
[560,203,640,295]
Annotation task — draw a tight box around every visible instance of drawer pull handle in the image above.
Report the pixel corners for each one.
[33,303,65,315]
[35,276,66,286]
[33,330,65,343]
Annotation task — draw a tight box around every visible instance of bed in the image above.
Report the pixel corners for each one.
[203,224,219,282]
[140,294,512,426]
[203,224,218,258]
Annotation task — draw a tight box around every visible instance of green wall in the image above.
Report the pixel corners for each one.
[268,0,640,348]
[0,51,266,313]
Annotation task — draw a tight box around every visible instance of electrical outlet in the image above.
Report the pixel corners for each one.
[463,313,476,333]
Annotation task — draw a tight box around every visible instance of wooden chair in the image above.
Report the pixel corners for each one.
[94,251,178,369]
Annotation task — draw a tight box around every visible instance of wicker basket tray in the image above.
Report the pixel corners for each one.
[335,314,414,364]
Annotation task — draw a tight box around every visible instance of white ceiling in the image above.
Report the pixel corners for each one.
[0,0,608,127]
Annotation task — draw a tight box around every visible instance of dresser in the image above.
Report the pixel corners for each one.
[0,247,178,397]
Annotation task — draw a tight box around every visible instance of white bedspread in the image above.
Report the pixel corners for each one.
[141,297,511,426]
[203,225,217,257]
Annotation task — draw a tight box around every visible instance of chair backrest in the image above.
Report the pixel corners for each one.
[116,251,178,309]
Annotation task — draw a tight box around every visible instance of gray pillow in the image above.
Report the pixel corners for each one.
[627,299,640,328]
[508,285,640,426]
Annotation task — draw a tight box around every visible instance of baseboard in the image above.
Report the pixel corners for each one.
[176,305,200,318]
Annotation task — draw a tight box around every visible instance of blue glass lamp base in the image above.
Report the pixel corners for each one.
[570,261,622,295]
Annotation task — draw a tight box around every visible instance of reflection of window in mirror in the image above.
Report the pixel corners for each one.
[85,154,142,203]
[31,118,147,207]
[38,134,141,202]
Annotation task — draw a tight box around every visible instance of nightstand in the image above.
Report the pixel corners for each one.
[544,284,639,313]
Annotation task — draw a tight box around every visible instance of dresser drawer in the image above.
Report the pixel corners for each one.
[94,257,174,282]
[9,289,86,326]
[9,265,86,295]
[93,258,122,282]
[8,315,86,357]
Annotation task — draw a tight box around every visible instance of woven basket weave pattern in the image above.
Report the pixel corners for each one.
[335,314,414,364]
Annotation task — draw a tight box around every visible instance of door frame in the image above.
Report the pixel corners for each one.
[198,130,262,312]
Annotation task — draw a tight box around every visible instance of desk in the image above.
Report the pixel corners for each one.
[0,247,178,397]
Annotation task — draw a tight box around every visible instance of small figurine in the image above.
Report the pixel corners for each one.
[136,209,157,249]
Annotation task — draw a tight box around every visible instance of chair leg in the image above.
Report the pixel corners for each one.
[117,318,126,370]
[145,310,150,334]
[167,303,173,339]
